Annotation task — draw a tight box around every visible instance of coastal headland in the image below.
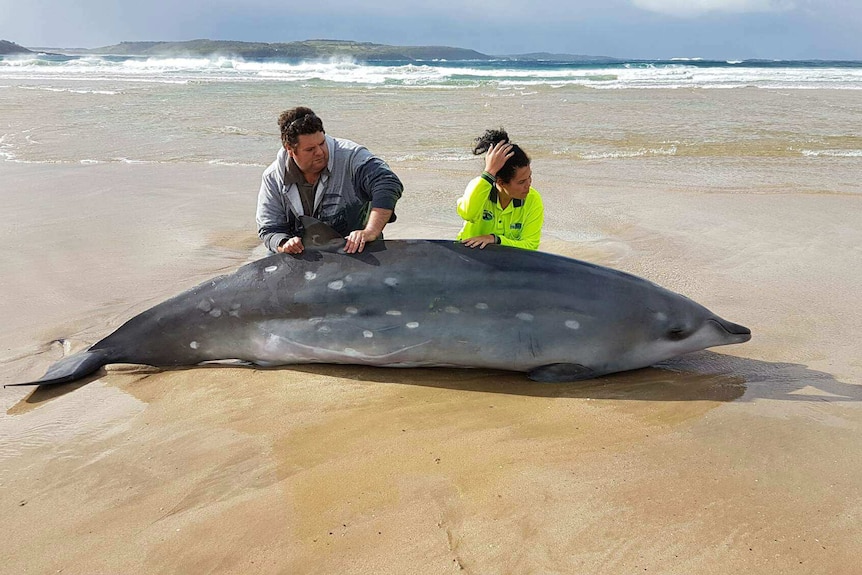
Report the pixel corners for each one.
[2,37,619,61]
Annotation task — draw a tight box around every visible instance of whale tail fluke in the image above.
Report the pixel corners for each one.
[5,348,114,387]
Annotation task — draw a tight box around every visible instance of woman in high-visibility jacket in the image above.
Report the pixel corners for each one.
[456,128,544,250]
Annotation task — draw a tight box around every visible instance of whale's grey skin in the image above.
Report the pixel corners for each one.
[7,220,750,386]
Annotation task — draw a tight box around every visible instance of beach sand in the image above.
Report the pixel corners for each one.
[2,86,861,573]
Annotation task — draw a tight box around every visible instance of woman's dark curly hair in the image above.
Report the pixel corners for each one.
[472,128,530,183]
[278,106,325,148]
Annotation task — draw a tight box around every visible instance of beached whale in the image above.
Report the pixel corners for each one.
[8,218,750,386]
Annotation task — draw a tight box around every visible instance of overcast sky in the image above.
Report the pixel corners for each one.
[1,0,859,60]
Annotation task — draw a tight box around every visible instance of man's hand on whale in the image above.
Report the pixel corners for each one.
[277,236,305,255]
[344,207,392,254]
[345,229,376,254]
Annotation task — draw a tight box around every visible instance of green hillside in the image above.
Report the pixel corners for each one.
[87,39,492,61]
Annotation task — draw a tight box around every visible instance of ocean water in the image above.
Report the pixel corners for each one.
[1,53,860,199]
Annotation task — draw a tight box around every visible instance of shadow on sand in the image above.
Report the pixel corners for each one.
[14,350,859,409]
[277,350,860,404]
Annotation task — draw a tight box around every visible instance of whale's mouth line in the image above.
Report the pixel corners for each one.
[708,318,752,341]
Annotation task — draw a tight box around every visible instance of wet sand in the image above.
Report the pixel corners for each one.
[2,117,862,572]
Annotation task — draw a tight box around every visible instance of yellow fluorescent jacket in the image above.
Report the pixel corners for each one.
[456,176,544,250]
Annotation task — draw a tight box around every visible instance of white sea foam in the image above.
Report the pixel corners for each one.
[208,159,266,167]
[389,150,474,162]
[2,54,861,90]
[801,149,862,157]
[17,85,119,95]
[0,134,17,161]
[577,146,678,160]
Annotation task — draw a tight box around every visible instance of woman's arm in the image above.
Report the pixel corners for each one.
[456,176,493,222]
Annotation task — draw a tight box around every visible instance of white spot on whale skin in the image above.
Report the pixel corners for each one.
[318,325,331,333]
[445,306,460,314]
[655,312,668,321]
[516,313,534,322]
[309,317,324,324]
[190,341,199,349]
[209,309,222,318]
[345,307,359,315]
[305,271,317,281]
[344,348,361,356]
[406,322,420,329]
[475,303,489,310]
[363,330,374,338]
[384,277,399,287]
[197,300,213,313]
[328,280,344,290]
[386,310,402,316]
[565,320,581,330]
[265,265,278,273]
[262,334,283,354]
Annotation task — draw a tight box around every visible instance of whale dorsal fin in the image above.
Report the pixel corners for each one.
[300,216,346,251]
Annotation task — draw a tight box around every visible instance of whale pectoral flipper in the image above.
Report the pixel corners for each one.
[5,348,114,387]
[528,363,596,383]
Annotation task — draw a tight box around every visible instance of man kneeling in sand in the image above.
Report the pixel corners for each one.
[256,106,404,255]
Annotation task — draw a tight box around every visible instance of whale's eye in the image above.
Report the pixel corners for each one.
[668,327,687,340]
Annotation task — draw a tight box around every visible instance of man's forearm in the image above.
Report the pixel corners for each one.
[364,208,393,238]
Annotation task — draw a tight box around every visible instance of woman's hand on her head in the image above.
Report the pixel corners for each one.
[484,141,514,177]
[461,234,497,249]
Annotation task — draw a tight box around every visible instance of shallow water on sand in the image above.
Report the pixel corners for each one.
[3,79,860,245]
[3,79,862,164]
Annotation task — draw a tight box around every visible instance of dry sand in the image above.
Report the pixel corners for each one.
[1,154,861,574]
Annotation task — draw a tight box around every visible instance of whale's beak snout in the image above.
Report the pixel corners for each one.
[709,317,752,343]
